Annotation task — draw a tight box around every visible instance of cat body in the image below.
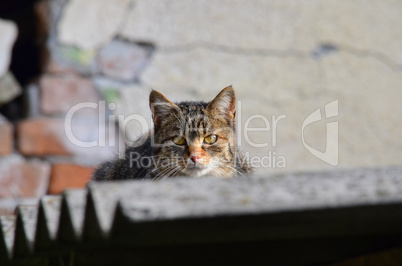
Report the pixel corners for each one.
[92,86,252,181]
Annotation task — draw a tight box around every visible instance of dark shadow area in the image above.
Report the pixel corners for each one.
[0,0,48,121]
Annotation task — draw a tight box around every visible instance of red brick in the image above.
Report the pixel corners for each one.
[48,164,94,194]
[0,122,13,155]
[0,155,50,198]
[18,117,120,161]
[40,74,99,115]
[18,118,71,156]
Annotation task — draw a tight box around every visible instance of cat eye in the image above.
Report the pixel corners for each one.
[173,136,186,145]
[204,134,218,144]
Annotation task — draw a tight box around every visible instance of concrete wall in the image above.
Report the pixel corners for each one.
[56,0,402,172]
[0,0,401,213]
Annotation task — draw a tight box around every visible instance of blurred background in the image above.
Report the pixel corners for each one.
[0,0,401,214]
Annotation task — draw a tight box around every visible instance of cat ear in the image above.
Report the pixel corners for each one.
[149,90,180,126]
[207,86,236,120]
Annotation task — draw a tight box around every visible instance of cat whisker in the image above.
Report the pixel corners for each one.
[143,160,180,179]
[161,166,181,181]
[153,162,183,180]
[211,167,226,178]
[221,164,244,177]
[92,87,252,181]
[172,166,183,177]
[213,161,244,177]
[153,166,173,180]
[213,166,227,177]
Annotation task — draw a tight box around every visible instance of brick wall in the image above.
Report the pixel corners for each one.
[0,0,133,215]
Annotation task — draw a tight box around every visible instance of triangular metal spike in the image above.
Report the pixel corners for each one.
[86,182,122,236]
[34,195,63,253]
[12,205,38,258]
[57,189,87,242]
[0,166,401,264]
[39,195,61,241]
[109,201,131,241]
[82,190,105,241]
[0,215,16,262]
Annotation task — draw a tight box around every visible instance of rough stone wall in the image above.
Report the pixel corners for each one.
[0,14,49,215]
[0,1,118,215]
[55,0,402,172]
[1,0,402,213]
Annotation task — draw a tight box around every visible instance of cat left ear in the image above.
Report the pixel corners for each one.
[207,86,236,120]
[149,90,180,126]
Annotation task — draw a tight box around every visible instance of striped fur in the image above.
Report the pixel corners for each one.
[92,86,252,181]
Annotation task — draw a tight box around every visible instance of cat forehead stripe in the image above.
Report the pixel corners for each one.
[93,86,248,181]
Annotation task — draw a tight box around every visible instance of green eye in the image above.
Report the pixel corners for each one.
[204,134,217,144]
[173,136,186,145]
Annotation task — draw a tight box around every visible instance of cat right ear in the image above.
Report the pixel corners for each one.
[207,86,236,121]
[149,90,180,126]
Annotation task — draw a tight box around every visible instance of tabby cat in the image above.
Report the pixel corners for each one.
[92,86,252,181]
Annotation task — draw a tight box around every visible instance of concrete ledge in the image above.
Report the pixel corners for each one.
[1,166,402,265]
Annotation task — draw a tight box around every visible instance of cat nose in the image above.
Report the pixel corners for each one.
[190,155,201,164]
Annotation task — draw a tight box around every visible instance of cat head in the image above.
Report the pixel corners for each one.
[149,86,237,178]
